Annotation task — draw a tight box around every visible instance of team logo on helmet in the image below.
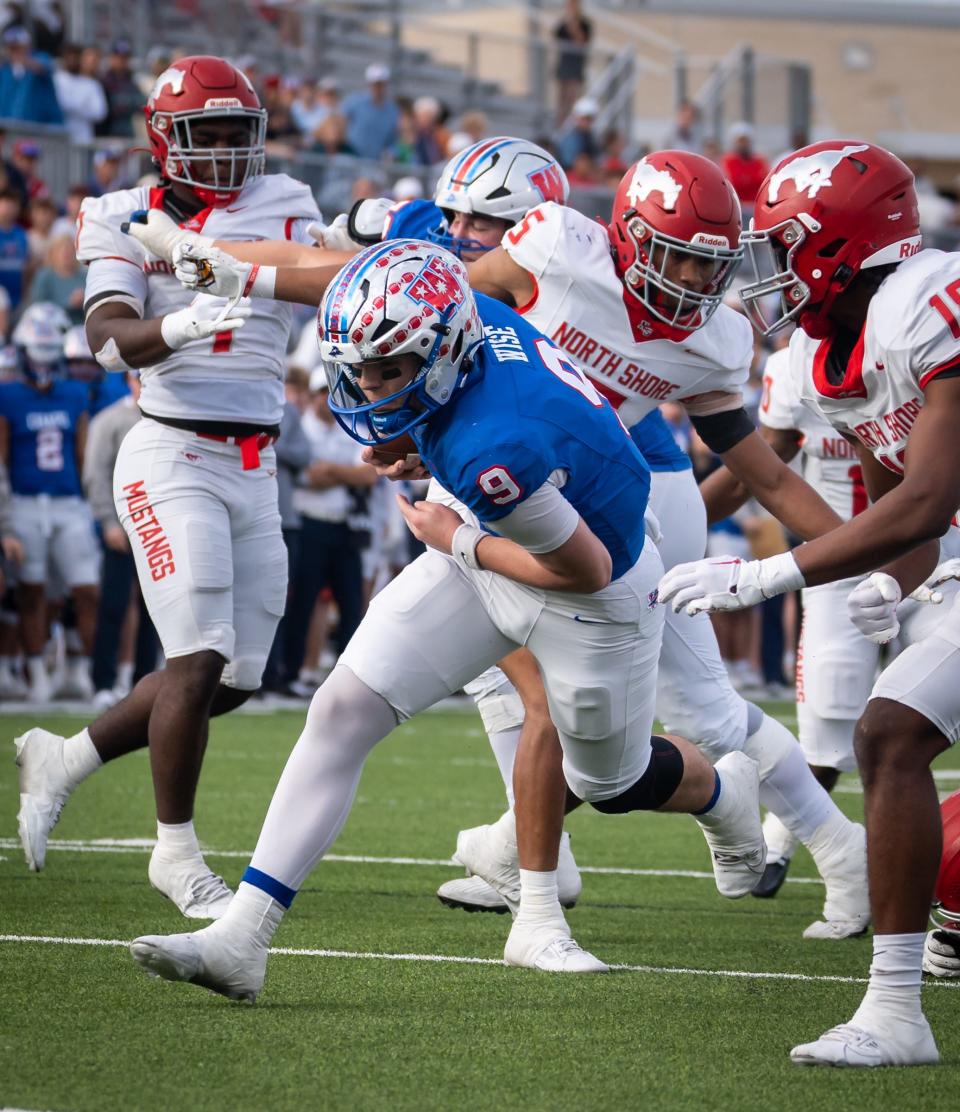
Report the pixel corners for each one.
[527,163,566,204]
[149,65,187,105]
[767,143,870,203]
[626,160,683,211]
[406,256,466,314]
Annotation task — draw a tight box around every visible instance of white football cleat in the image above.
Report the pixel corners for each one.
[923,928,960,977]
[15,727,73,871]
[148,845,234,919]
[505,919,609,973]
[453,819,520,914]
[56,658,94,701]
[791,1018,939,1067]
[439,831,581,913]
[130,923,264,1003]
[695,752,765,898]
[803,822,870,940]
[25,658,53,704]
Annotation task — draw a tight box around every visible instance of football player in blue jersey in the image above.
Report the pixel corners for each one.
[129,241,766,998]
[0,303,100,701]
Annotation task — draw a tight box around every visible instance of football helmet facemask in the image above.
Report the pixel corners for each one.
[144,55,266,208]
[609,150,744,331]
[739,140,920,339]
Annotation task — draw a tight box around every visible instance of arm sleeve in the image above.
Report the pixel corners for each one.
[487,477,580,553]
[689,407,756,454]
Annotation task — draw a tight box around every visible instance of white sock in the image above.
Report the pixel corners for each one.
[248,666,397,889]
[156,819,201,857]
[743,713,837,843]
[516,868,566,929]
[26,656,46,682]
[761,811,798,863]
[63,726,102,785]
[486,726,520,809]
[218,880,286,946]
[852,932,925,1026]
[116,661,134,690]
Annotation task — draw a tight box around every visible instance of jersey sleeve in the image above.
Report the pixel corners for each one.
[759,347,803,430]
[487,478,580,552]
[241,174,322,247]
[500,201,567,282]
[76,192,148,316]
[878,254,960,391]
[450,440,552,525]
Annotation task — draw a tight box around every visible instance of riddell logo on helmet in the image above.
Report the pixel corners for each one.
[690,231,730,249]
[204,98,243,110]
[626,161,682,211]
[767,144,870,202]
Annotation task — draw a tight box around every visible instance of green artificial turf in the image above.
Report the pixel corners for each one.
[1,706,958,1110]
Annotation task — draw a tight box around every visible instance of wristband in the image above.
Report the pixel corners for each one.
[757,551,805,597]
[243,264,277,300]
[452,523,484,571]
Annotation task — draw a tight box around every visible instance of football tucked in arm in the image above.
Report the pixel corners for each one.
[369,433,420,465]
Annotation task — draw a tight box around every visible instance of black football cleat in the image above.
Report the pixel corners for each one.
[751,856,791,898]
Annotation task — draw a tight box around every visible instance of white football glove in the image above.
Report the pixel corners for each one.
[160,295,252,351]
[123,208,213,261]
[658,552,804,616]
[847,572,903,644]
[306,214,362,252]
[923,927,960,977]
[916,557,960,598]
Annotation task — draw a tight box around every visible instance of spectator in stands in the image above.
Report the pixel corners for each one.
[307,78,346,155]
[0,187,29,308]
[27,0,65,57]
[566,150,600,187]
[27,234,84,324]
[599,127,627,184]
[343,63,399,161]
[50,183,88,240]
[291,77,329,142]
[392,175,423,201]
[262,366,312,693]
[457,109,488,146]
[0,26,62,125]
[83,368,158,709]
[262,74,299,154]
[98,39,141,139]
[721,122,768,208]
[0,127,28,206]
[10,140,48,203]
[665,99,704,153]
[27,196,57,264]
[54,42,108,143]
[557,95,599,169]
[553,0,592,125]
[87,149,128,197]
[283,373,376,690]
[411,95,450,166]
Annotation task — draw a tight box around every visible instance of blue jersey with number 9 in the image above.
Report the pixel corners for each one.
[0,379,88,495]
[412,294,650,581]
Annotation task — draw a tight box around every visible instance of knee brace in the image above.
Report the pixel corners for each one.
[590,736,684,813]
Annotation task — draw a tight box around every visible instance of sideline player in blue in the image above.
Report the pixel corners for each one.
[129,240,765,999]
[0,303,100,701]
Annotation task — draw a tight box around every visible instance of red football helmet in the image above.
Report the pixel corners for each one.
[144,55,266,207]
[739,140,920,339]
[932,789,960,929]
[608,150,743,331]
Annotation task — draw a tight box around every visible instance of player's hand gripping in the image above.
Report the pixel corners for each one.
[160,294,251,351]
[173,242,260,300]
[847,562,951,645]
[396,495,462,553]
[360,446,430,481]
[123,208,212,261]
[658,552,803,616]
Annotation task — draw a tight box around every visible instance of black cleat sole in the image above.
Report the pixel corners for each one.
[751,858,790,899]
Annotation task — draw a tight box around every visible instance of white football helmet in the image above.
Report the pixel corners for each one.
[319,239,482,444]
[13,302,70,383]
[63,324,102,382]
[431,136,568,254]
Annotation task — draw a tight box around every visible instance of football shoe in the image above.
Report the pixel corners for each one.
[505,918,609,973]
[148,845,234,920]
[695,752,766,898]
[15,727,73,871]
[130,922,264,1003]
[791,1018,938,1068]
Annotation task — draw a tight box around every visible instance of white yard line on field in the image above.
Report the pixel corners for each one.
[0,837,829,885]
[3,932,959,989]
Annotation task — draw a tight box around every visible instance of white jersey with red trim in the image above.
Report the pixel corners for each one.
[760,346,866,521]
[793,249,960,477]
[77,173,320,426]
[501,201,753,425]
